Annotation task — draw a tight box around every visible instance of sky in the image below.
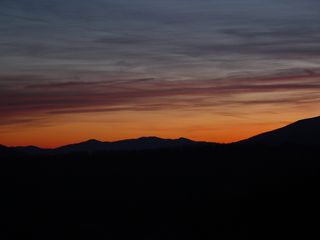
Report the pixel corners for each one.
[0,0,320,147]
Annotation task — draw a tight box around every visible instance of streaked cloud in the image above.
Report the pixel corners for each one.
[1,70,319,126]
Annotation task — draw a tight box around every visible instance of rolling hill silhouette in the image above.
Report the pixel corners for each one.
[12,146,52,155]
[56,137,207,153]
[239,116,320,145]
[1,117,320,239]
[11,137,209,155]
[2,116,319,155]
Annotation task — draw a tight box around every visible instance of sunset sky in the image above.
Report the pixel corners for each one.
[1,0,320,147]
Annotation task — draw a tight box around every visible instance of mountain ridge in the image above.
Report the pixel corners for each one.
[1,116,320,155]
[238,116,320,145]
[5,136,211,155]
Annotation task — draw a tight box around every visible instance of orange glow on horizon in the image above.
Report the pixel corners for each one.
[0,109,316,148]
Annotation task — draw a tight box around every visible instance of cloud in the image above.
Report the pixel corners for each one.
[1,69,319,125]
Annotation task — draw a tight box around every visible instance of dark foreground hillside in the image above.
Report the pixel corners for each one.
[0,145,320,239]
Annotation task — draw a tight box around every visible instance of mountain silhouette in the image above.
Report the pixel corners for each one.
[12,146,52,155]
[1,117,320,239]
[56,139,109,153]
[56,137,206,153]
[239,116,320,145]
[2,116,320,155]
[10,137,209,155]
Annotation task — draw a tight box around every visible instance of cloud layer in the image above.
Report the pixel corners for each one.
[0,0,320,141]
[1,70,319,125]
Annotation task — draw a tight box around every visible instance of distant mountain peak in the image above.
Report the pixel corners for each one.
[15,145,43,149]
[135,136,163,141]
[134,136,192,141]
[177,137,193,142]
[83,139,104,144]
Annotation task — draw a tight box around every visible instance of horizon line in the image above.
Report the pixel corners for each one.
[2,115,319,148]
